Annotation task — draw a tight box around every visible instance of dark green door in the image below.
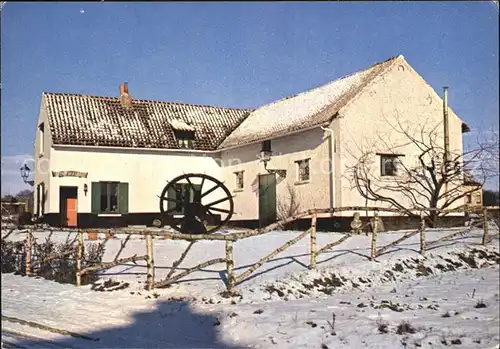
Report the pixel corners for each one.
[258,174,277,228]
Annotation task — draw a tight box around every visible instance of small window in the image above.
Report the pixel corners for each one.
[296,159,310,182]
[234,171,244,190]
[174,130,195,149]
[38,123,45,155]
[261,140,271,152]
[475,193,482,204]
[100,182,119,213]
[36,183,45,216]
[380,154,402,177]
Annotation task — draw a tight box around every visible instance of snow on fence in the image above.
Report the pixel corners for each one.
[2,206,499,294]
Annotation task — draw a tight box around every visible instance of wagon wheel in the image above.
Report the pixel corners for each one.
[159,173,234,234]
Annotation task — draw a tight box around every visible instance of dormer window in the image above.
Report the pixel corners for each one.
[174,130,195,149]
[170,118,196,149]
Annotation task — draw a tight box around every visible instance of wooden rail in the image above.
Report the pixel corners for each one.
[3,205,498,293]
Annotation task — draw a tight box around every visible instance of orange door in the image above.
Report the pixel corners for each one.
[66,198,78,227]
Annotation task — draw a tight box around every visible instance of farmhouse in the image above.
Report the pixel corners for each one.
[32,54,470,229]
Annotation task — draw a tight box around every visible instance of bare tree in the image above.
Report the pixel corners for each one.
[473,127,499,187]
[346,118,498,227]
[277,182,301,223]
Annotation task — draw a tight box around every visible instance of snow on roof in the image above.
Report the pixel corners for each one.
[43,93,251,150]
[218,55,402,149]
[169,118,195,132]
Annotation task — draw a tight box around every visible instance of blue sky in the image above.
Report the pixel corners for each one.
[1,1,498,194]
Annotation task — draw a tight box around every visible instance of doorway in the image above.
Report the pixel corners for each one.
[258,173,277,228]
[59,186,78,227]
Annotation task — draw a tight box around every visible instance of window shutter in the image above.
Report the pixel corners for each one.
[91,182,101,214]
[118,182,129,214]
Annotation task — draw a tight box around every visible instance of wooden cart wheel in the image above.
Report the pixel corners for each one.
[159,173,234,234]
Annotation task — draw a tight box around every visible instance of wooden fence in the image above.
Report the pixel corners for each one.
[3,206,499,294]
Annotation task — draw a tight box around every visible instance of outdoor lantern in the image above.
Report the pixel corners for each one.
[83,183,88,196]
[20,164,30,183]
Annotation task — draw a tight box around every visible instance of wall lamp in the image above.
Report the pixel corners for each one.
[20,164,35,186]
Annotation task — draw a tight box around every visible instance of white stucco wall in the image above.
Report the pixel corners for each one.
[33,99,52,216]
[45,147,225,215]
[220,128,333,221]
[336,57,465,216]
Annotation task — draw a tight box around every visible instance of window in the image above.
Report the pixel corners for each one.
[100,182,119,213]
[234,171,244,190]
[35,183,44,216]
[380,154,402,177]
[261,140,271,152]
[167,183,201,214]
[174,130,195,149]
[91,182,128,214]
[36,184,40,216]
[296,159,310,182]
[38,123,45,155]
[35,182,45,216]
[40,183,45,215]
[466,194,472,204]
[475,193,482,204]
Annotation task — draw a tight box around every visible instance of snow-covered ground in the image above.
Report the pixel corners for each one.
[2,226,499,348]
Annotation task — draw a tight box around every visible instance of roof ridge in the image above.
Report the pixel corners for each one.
[42,92,253,112]
[218,54,404,149]
[313,54,403,119]
[261,55,403,107]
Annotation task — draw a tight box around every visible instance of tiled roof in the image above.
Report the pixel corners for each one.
[43,93,251,151]
[218,55,402,149]
[43,55,414,152]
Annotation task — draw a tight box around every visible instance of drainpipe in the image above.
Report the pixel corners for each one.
[321,126,335,212]
[443,87,450,196]
[443,87,450,166]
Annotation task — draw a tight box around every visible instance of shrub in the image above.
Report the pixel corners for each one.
[396,321,416,335]
[2,233,105,285]
[1,239,25,274]
[475,300,487,309]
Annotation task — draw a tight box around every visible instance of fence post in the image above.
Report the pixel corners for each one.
[25,231,32,276]
[146,233,154,291]
[225,240,235,294]
[370,213,379,260]
[482,208,489,246]
[309,213,317,270]
[419,211,426,255]
[76,230,83,287]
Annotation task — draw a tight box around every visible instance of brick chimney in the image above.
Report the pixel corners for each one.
[119,82,133,109]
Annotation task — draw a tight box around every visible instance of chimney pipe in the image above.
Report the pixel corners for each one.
[443,86,450,167]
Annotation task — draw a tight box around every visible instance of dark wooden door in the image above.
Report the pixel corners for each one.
[258,174,277,228]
